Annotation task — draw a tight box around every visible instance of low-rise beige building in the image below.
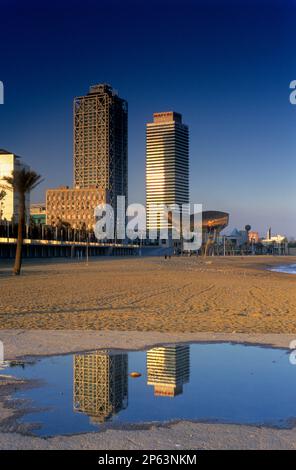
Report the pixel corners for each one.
[0,149,30,222]
[30,203,46,225]
[248,230,260,244]
[46,186,108,229]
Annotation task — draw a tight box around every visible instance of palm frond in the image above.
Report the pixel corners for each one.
[3,169,43,194]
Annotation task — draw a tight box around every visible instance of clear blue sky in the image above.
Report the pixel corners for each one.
[0,0,296,236]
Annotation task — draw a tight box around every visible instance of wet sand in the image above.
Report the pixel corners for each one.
[0,256,296,333]
[1,421,296,450]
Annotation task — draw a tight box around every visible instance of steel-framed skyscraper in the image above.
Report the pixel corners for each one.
[74,84,128,212]
[146,112,189,234]
[73,350,128,423]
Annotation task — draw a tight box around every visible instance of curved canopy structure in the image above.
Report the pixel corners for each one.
[202,211,229,233]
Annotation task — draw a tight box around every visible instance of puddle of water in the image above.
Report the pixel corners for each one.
[1,343,295,437]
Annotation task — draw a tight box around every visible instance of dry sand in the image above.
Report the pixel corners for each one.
[0,256,296,332]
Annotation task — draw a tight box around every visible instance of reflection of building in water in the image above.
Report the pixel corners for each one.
[147,345,190,397]
[73,350,128,423]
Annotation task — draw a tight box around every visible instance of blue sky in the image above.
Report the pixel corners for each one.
[0,0,296,236]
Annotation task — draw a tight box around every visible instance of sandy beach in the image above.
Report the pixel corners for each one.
[0,256,296,333]
[1,255,296,450]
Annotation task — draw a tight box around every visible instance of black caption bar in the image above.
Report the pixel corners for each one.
[0,450,293,467]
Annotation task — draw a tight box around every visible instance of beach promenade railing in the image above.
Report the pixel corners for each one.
[0,237,139,259]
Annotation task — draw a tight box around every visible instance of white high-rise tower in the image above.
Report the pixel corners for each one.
[146,112,189,236]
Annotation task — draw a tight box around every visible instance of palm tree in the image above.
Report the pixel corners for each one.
[3,169,43,275]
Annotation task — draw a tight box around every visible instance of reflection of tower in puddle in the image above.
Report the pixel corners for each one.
[73,350,128,424]
[147,345,190,397]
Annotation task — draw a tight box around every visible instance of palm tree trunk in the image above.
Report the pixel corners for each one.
[14,192,25,275]
[204,236,211,256]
